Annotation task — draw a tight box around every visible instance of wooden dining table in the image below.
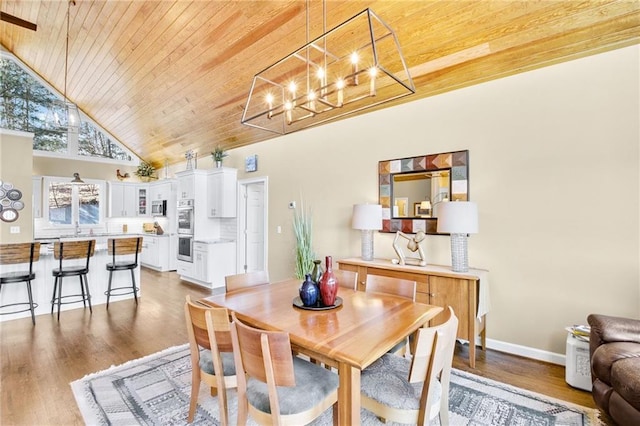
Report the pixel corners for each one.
[200,278,443,424]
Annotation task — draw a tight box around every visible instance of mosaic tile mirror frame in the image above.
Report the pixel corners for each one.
[379,150,469,234]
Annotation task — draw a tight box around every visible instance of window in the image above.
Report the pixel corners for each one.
[0,54,135,164]
[45,178,105,227]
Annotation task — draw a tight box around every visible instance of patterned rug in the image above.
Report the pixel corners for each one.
[71,344,602,425]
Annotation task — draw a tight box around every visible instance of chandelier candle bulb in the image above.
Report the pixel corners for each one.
[351,52,359,85]
[370,67,377,96]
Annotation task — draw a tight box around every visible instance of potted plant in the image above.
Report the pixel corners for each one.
[293,199,315,279]
[211,146,228,168]
[135,161,156,182]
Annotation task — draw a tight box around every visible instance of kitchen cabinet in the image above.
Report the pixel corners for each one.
[140,235,172,271]
[108,182,148,217]
[32,176,42,218]
[336,257,488,368]
[176,169,207,200]
[207,168,237,218]
[178,240,236,289]
[149,180,174,202]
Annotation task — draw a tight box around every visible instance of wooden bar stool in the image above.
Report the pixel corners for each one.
[105,237,142,309]
[51,240,95,321]
[0,242,41,325]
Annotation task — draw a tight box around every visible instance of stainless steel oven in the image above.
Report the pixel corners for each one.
[177,235,193,262]
[177,199,194,235]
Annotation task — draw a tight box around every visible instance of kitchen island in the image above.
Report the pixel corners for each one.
[0,236,141,322]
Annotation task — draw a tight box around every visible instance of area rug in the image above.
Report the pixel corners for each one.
[71,344,602,425]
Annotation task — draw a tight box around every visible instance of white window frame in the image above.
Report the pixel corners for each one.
[42,176,107,231]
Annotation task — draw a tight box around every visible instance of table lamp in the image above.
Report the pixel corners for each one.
[352,204,382,261]
[436,201,478,272]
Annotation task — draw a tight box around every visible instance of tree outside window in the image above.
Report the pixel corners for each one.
[48,180,102,226]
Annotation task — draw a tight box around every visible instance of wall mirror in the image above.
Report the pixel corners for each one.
[379,150,469,234]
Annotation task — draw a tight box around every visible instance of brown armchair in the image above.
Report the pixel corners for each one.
[587,314,640,426]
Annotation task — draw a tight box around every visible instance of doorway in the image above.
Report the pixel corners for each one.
[237,177,268,274]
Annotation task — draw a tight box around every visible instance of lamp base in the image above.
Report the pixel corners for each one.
[360,229,374,261]
[450,233,468,272]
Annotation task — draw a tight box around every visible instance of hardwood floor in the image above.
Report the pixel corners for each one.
[1,268,601,425]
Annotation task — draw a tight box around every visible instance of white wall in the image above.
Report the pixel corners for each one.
[224,45,639,357]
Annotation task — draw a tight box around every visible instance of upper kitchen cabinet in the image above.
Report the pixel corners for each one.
[207,168,237,218]
[149,180,175,202]
[109,182,148,217]
[176,169,207,200]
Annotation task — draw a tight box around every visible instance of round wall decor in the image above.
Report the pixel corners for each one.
[0,180,24,222]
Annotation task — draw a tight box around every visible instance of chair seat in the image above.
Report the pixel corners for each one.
[361,353,442,415]
[246,356,339,415]
[0,271,35,283]
[52,266,89,276]
[199,350,236,376]
[106,261,137,270]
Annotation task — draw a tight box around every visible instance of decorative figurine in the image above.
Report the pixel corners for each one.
[391,230,427,266]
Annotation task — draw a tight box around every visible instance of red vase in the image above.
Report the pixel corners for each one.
[319,256,338,306]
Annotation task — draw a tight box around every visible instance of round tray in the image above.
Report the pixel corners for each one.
[293,296,343,311]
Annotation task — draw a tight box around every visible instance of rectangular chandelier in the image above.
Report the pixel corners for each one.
[241,8,415,134]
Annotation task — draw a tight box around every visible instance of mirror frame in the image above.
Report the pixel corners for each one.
[379,150,469,234]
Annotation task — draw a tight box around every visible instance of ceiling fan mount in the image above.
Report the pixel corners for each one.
[1,11,37,31]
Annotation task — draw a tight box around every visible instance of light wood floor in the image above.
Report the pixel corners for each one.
[1,268,601,425]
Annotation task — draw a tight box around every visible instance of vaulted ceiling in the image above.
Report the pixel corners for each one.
[1,1,638,167]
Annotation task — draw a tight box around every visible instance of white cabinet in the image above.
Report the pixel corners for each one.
[140,235,172,271]
[149,180,174,202]
[179,240,236,289]
[177,172,196,200]
[32,176,42,218]
[207,168,237,218]
[109,182,148,217]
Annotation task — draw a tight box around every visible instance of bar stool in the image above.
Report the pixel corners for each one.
[51,239,95,321]
[105,237,142,309]
[0,242,41,325]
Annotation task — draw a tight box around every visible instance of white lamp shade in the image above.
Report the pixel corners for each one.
[436,201,479,234]
[352,204,383,230]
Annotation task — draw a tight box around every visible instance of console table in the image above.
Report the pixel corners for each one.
[337,257,489,367]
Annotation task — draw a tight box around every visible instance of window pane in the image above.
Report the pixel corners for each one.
[78,122,132,161]
[48,183,72,224]
[79,184,100,225]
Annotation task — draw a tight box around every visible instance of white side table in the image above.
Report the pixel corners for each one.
[566,333,592,391]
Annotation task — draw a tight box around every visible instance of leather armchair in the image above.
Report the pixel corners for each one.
[587,314,640,426]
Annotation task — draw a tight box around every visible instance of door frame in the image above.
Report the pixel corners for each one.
[237,176,269,274]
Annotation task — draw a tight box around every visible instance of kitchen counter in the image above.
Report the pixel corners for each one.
[0,240,141,322]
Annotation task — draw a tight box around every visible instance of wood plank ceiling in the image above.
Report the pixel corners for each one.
[1,1,639,167]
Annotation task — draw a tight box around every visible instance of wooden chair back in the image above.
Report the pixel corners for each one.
[0,242,40,266]
[184,295,235,424]
[334,269,357,290]
[53,240,95,260]
[230,311,295,387]
[409,306,459,424]
[225,270,269,293]
[107,237,142,265]
[185,295,233,353]
[365,275,416,301]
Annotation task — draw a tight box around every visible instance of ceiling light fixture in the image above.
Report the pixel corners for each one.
[47,0,80,133]
[241,2,414,134]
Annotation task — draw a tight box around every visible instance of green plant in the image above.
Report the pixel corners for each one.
[211,146,228,162]
[293,199,315,280]
[135,161,155,178]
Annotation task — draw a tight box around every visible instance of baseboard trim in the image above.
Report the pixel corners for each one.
[484,338,566,366]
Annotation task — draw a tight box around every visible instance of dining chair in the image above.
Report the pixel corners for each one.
[334,269,357,290]
[184,295,237,425]
[105,237,142,309]
[360,306,459,425]
[365,274,417,355]
[51,239,95,321]
[225,270,269,293]
[0,242,41,325]
[229,311,339,425]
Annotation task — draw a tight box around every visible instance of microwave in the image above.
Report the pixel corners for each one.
[151,200,167,216]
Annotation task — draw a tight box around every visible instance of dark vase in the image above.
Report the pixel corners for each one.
[299,274,319,307]
[311,259,323,285]
[319,256,338,306]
